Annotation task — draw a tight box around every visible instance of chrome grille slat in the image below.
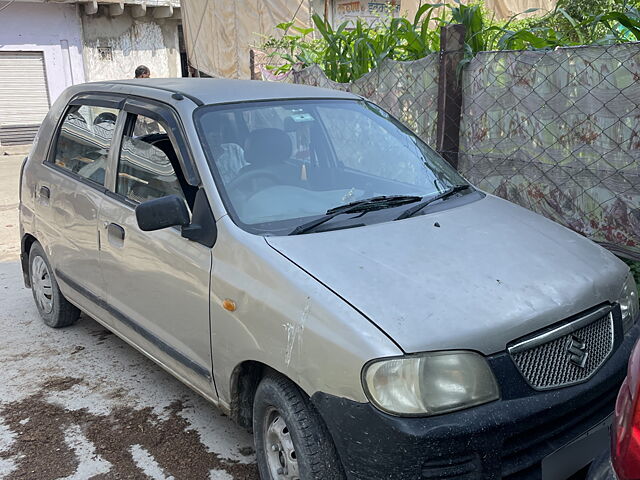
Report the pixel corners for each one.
[509,312,614,390]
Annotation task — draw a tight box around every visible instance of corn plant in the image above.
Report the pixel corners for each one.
[310,10,446,82]
[260,0,640,83]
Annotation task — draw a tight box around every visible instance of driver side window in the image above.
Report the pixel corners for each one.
[116,114,187,205]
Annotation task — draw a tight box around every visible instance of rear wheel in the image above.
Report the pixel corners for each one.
[29,242,80,328]
[253,373,345,480]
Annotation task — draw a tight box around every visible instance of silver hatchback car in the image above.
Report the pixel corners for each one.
[19,79,640,480]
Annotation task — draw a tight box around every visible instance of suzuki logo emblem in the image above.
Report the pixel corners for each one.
[566,335,588,369]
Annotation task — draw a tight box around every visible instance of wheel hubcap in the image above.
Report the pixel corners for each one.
[264,408,299,480]
[31,256,53,314]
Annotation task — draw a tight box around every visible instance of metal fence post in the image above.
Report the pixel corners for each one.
[436,24,466,170]
[249,49,257,80]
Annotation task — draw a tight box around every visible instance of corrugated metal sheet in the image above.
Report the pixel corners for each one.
[0,51,50,127]
[0,125,39,145]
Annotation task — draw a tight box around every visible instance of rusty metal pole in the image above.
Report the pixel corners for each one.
[435,24,466,170]
[249,49,256,80]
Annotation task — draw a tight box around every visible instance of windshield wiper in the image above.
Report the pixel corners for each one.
[395,185,472,221]
[289,195,422,235]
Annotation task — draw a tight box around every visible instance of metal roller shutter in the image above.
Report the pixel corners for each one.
[0,51,50,145]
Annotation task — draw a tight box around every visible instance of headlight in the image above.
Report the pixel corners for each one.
[363,350,500,416]
[620,271,639,332]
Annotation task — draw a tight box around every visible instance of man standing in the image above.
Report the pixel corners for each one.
[134,65,150,78]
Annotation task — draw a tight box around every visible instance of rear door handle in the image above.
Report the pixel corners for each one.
[106,223,125,247]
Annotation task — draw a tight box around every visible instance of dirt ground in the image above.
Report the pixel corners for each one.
[0,154,259,479]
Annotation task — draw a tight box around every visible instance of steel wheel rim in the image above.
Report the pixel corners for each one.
[263,407,299,480]
[31,256,53,314]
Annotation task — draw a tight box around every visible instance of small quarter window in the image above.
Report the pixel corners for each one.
[52,105,119,186]
[116,114,187,205]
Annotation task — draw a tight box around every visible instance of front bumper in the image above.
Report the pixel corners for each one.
[312,322,640,480]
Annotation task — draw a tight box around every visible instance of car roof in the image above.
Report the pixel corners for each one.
[86,78,359,106]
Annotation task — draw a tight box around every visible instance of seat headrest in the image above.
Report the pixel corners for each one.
[93,112,117,126]
[244,128,292,167]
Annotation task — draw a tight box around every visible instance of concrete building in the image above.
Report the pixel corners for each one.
[0,0,182,147]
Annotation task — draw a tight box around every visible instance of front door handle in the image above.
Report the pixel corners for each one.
[36,185,51,207]
[106,223,125,247]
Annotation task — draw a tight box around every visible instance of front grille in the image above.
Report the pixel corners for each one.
[509,308,615,390]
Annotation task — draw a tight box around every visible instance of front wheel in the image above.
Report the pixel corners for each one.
[253,373,345,480]
[29,241,80,328]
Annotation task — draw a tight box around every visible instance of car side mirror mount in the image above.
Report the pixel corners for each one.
[135,195,190,232]
[180,188,217,248]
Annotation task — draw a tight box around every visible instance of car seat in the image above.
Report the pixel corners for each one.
[238,128,299,185]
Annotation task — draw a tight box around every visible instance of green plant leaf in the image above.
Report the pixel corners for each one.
[276,21,294,31]
[291,25,315,36]
[413,2,445,26]
[557,7,586,44]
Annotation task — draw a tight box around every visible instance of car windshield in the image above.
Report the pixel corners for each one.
[195,99,468,235]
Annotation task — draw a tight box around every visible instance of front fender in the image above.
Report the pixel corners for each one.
[209,216,402,409]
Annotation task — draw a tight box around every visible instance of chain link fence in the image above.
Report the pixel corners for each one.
[292,56,440,146]
[250,49,288,81]
[459,43,640,260]
[286,41,640,260]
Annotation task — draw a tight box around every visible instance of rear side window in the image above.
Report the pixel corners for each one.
[116,114,186,204]
[52,105,119,186]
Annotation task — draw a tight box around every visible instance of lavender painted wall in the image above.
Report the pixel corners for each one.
[0,2,85,106]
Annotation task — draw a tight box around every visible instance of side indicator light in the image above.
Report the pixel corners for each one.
[222,299,237,312]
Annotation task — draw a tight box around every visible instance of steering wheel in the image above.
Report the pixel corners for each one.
[227,169,282,200]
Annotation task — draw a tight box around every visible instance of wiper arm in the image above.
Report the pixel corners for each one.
[395,185,472,220]
[325,195,422,214]
[289,195,422,235]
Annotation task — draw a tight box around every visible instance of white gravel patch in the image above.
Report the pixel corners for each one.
[59,424,112,479]
[0,418,17,478]
[45,383,116,416]
[209,470,236,480]
[130,444,175,480]
[178,395,256,464]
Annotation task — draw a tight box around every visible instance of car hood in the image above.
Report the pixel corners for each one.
[265,195,628,355]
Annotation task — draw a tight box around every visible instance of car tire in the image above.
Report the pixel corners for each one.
[253,372,346,480]
[29,242,80,328]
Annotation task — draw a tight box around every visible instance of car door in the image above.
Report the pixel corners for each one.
[36,97,122,313]
[98,102,215,399]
